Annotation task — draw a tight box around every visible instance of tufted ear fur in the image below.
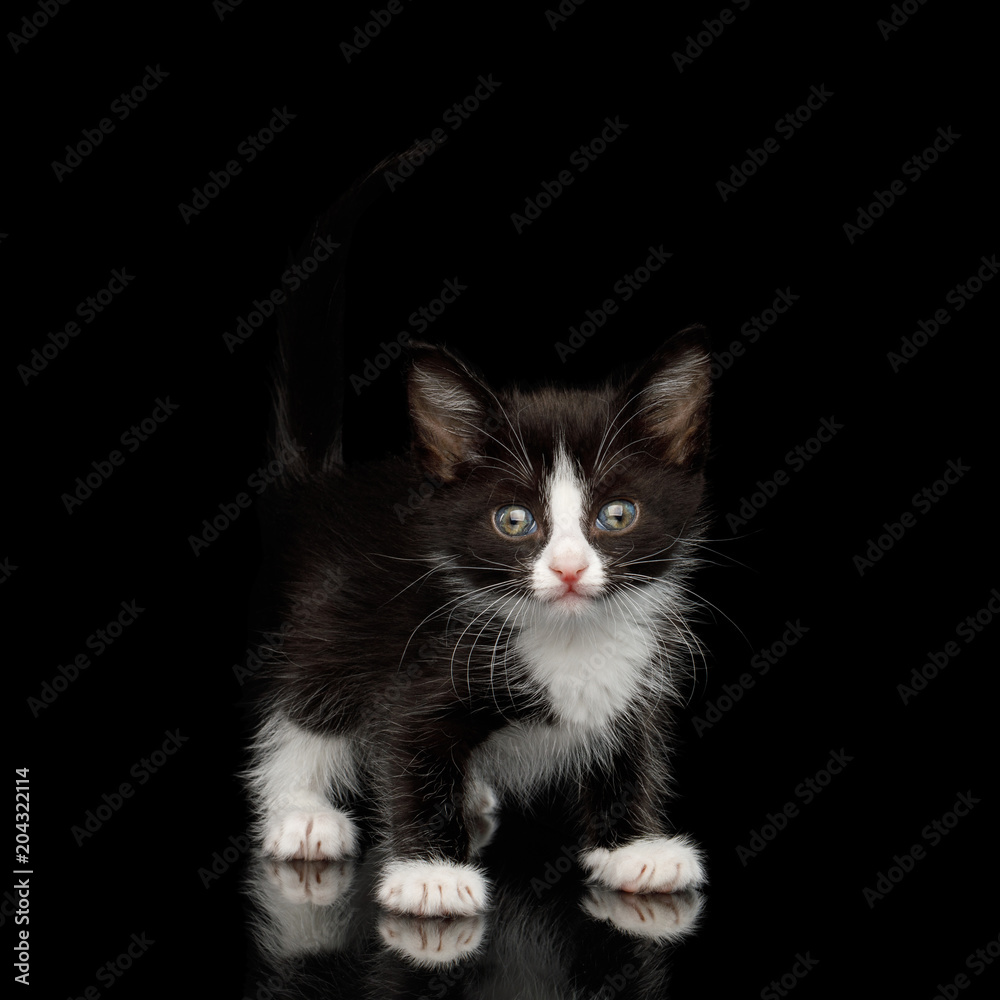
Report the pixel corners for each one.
[407,344,492,482]
[623,325,712,469]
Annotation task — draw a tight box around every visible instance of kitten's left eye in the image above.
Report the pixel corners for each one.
[596,500,637,531]
[495,505,537,537]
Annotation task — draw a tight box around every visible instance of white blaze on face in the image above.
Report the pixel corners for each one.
[531,446,605,605]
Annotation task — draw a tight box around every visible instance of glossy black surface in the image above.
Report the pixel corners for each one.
[241,839,703,1000]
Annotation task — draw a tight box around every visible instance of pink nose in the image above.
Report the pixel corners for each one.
[551,563,587,585]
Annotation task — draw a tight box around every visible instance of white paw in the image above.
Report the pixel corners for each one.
[378,914,485,967]
[579,835,706,894]
[581,887,705,941]
[264,808,359,861]
[376,859,490,917]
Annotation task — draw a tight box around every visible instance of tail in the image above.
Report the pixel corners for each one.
[268,144,433,480]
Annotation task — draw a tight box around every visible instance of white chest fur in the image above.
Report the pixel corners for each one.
[468,609,654,800]
[515,610,652,729]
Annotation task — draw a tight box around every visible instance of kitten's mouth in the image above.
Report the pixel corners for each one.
[546,584,598,609]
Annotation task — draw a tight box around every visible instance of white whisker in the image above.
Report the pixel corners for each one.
[396,579,519,669]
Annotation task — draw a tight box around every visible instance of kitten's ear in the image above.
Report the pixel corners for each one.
[625,325,712,468]
[407,344,491,481]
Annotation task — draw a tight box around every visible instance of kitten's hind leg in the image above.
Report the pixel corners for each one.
[246,714,360,861]
[466,779,500,855]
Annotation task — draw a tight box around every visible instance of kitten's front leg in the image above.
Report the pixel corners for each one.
[375,736,490,918]
[247,713,360,861]
[580,834,705,895]
[577,738,706,895]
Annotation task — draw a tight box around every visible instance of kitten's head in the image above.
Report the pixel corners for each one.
[406,330,711,621]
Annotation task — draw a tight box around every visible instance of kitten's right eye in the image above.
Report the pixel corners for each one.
[494,505,537,537]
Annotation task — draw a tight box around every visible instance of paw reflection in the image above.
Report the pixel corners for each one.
[247,858,360,962]
[378,913,485,967]
[264,858,356,906]
[581,887,704,941]
[244,847,703,994]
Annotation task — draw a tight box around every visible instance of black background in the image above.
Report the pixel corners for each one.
[6,1,997,997]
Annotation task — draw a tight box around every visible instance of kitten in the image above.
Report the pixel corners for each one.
[244,148,712,917]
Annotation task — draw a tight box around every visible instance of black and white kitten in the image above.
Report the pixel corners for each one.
[245,150,713,917]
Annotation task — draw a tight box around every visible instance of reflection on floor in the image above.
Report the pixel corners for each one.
[241,840,703,999]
